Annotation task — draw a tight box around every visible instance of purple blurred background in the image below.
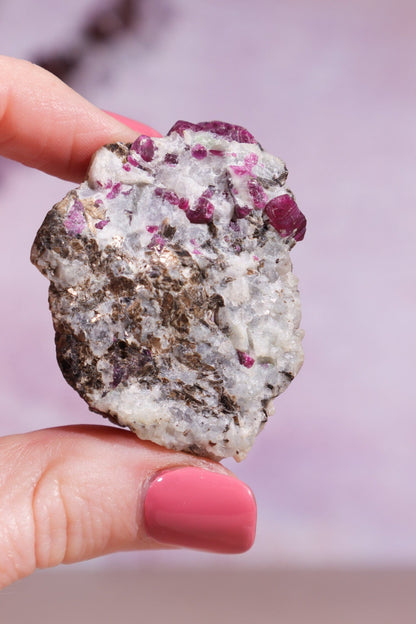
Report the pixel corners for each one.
[0,0,415,579]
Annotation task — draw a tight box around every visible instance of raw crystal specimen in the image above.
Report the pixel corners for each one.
[31,120,306,461]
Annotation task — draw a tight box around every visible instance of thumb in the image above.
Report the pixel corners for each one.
[0,425,256,589]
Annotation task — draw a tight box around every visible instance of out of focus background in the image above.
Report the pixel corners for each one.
[1,0,415,620]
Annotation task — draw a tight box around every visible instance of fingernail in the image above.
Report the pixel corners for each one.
[144,467,256,554]
[103,110,162,137]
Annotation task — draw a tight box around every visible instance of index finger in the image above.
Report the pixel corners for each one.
[0,56,161,182]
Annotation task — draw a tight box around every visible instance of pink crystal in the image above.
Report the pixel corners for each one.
[167,120,199,136]
[234,205,252,219]
[178,197,190,211]
[186,196,215,224]
[191,144,208,160]
[127,154,139,167]
[95,219,110,230]
[197,121,257,144]
[201,187,214,199]
[64,199,86,236]
[131,135,155,163]
[154,188,180,206]
[230,153,259,177]
[164,153,178,165]
[147,234,165,251]
[230,164,249,176]
[264,195,306,241]
[248,180,267,209]
[106,182,122,199]
[168,120,257,144]
[237,351,255,368]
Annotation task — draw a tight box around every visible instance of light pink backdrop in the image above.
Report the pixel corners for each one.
[0,0,415,566]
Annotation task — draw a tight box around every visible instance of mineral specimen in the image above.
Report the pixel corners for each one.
[31,120,306,461]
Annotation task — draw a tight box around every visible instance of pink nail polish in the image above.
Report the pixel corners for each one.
[103,110,162,137]
[144,467,256,554]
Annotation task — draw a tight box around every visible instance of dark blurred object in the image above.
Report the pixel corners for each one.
[34,0,141,83]
[35,51,81,83]
[85,0,138,42]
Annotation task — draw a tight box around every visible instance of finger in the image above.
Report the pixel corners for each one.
[0,425,256,589]
[0,56,161,182]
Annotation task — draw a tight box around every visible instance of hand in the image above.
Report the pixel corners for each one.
[0,56,256,590]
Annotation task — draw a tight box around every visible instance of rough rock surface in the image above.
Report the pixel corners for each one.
[31,120,306,461]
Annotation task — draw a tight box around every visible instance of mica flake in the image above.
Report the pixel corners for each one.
[31,120,306,461]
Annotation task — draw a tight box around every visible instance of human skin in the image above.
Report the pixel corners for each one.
[0,57,256,590]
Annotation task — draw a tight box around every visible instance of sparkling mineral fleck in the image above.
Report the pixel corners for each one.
[31,120,306,461]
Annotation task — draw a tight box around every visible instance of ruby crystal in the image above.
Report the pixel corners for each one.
[154,187,180,206]
[248,180,267,209]
[147,234,165,251]
[234,205,252,219]
[64,199,86,236]
[264,195,306,241]
[186,196,215,224]
[237,351,255,368]
[164,153,178,165]
[106,182,122,199]
[131,135,155,162]
[95,219,110,230]
[197,121,257,144]
[168,120,257,144]
[178,197,190,211]
[191,144,208,160]
[167,120,199,136]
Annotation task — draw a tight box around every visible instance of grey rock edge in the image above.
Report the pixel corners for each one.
[31,121,306,461]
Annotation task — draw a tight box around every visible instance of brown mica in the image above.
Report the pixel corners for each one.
[53,318,103,398]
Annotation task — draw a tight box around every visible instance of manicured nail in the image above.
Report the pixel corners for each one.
[144,467,256,554]
[103,110,162,137]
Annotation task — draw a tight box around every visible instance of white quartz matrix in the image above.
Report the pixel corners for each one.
[31,120,306,461]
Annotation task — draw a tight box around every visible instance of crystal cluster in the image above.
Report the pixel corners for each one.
[31,120,306,461]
